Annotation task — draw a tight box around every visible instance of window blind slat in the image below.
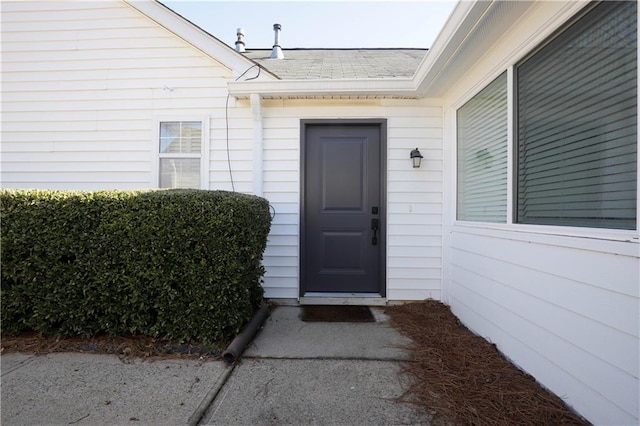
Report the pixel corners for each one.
[517,1,637,230]
[522,130,637,171]
[520,49,635,107]
[521,107,637,154]
[519,79,636,140]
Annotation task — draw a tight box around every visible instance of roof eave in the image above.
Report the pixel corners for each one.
[412,0,588,98]
[411,0,493,97]
[228,78,418,99]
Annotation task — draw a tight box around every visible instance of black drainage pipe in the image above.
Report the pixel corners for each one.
[222,301,270,364]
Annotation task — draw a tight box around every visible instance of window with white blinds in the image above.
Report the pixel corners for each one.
[158,121,203,189]
[457,72,508,222]
[516,1,637,230]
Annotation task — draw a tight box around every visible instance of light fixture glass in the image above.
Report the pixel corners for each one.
[410,148,423,168]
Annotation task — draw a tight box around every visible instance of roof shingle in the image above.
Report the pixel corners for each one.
[243,48,427,80]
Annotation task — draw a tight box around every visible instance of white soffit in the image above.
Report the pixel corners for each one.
[414,0,537,98]
[228,78,417,99]
[419,0,594,98]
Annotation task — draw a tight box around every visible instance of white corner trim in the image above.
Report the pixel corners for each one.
[250,94,264,196]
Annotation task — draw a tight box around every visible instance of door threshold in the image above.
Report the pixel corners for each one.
[299,293,387,306]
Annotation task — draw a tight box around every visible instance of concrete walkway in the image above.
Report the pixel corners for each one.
[1,306,435,425]
[1,353,226,425]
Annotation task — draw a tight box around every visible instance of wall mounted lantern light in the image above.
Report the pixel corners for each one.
[410,148,423,168]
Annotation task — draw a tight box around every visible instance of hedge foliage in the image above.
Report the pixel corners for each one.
[1,189,271,344]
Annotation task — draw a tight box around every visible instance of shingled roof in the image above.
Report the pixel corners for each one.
[242,48,427,80]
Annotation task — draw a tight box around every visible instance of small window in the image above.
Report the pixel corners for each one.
[516,1,637,229]
[158,121,202,189]
[457,72,508,222]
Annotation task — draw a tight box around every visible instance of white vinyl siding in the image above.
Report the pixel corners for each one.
[448,228,639,424]
[516,1,637,230]
[256,99,443,301]
[457,72,508,222]
[1,1,231,190]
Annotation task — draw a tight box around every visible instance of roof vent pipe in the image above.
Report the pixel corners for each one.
[235,28,245,52]
[270,23,284,59]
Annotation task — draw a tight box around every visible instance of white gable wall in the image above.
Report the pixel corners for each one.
[1,0,238,190]
[441,2,639,424]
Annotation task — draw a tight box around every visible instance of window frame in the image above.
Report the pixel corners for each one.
[153,117,210,190]
[456,71,509,223]
[452,0,638,237]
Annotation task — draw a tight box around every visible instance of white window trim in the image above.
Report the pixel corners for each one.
[637,6,640,234]
[450,68,511,225]
[506,65,515,226]
[451,221,638,256]
[152,116,210,190]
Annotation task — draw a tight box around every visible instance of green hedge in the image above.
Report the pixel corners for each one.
[1,189,271,344]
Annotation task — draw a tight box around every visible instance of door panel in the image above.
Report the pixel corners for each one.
[302,123,383,294]
[321,141,364,211]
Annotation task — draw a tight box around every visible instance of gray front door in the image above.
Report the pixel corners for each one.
[301,122,385,295]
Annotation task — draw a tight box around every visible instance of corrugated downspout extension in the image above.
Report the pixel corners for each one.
[222,301,270,364]
[270,23,284,59]
[235,27,245,52]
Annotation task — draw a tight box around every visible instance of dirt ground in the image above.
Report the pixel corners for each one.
[384,300,591,426]
[0,333,224,361]
[2,300,591,425]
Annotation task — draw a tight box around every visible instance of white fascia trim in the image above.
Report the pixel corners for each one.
[123,0,278,80]
[411,1,490,90]
[228,78,416,99]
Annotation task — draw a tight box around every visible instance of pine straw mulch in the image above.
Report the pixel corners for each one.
[0,332,225,362]
[384,300,591,426]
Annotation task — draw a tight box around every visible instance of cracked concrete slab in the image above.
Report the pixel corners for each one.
[0,353,226,426]
[202,358,431,426]
[243,306,412,360]
[1,353,36,376]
